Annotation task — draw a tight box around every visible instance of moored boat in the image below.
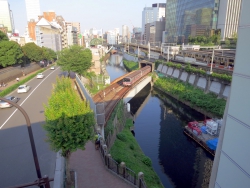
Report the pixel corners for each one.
[183,119,223,156]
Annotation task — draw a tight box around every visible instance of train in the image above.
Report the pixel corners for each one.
[123,66,151,86]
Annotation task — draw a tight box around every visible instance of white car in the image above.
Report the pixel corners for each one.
[36,73,44,78]
[36,73,44,79]
[0,96,20,108]
[17,85,31,93]
[50,66,55,70]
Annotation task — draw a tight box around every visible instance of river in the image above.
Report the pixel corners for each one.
[106,54,214,188]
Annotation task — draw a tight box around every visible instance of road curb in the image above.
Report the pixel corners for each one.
[53,152,65,188]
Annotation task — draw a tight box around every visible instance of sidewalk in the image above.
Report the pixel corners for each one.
[70,141,133,188]
[0,70,39,93]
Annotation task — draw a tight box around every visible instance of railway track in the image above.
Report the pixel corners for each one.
[93,71,147,126]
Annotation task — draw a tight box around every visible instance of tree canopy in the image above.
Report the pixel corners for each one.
[57,45,92,75]
[43,77,95,184]
[44,77,95,156]
[42,46,57,61]
[22,42,43,62]
[0,31,9,41]
[0,41,23,67]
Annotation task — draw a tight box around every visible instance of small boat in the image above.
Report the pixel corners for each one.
[183,119,223,156]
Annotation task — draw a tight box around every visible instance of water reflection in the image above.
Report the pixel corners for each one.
[106,54,127,81]
[106,54,213,188]
[130,86,213,188]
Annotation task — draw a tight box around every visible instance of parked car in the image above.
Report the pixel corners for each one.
[17,85,30,93]
[0,96,20,108]
[36,73,44,79]
[50,66,55,70]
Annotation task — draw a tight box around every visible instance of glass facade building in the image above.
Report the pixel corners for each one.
[165,0,219,43]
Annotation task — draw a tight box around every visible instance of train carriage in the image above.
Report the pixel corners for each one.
[123,66,151,86]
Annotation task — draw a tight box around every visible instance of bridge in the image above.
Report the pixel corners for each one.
[92,61,153,134]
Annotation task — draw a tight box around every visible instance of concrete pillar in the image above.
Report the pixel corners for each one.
[186,73,191,84]
[178,69,183,81]
[205,77,211,93]
[218,84,226,99]
[120,162,126,177]
[193,74,199,87]
[106,153,112,168]
[138,172,144,187]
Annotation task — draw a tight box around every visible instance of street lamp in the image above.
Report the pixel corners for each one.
[0,97,43,188]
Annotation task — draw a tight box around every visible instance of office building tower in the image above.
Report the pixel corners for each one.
[25,0,40,21]
[0,0,14,32]
[142,3,166,40]
[165,0,219,43]
[217,0,242,40]
[122,25,130,42]
[209,1,250,187]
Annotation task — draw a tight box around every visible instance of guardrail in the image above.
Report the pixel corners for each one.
[99,140,147,188]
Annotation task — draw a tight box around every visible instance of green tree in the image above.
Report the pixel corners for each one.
[22,42,43,62]
[42,47,57,62]
[225,38,230,46]
[43,77,95,185]
[0,31,9,41]
[0,41,23,67]
[57,45,92,76]
[232,32,237,44]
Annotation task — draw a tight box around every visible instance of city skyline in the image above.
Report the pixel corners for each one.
[8,0,166,35]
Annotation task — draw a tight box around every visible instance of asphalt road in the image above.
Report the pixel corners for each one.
[0,67,64,187]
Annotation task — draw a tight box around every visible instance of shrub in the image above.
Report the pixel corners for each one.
[130,144,135,150]
[116,133,127,142]
[142,156,152,167]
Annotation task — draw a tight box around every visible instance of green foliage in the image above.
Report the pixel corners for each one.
[142,156,152,167]
[184,64,206,75]
[212,72,232,82]
[123,59,139,71]
[110,118,163,188]
[116,133,127,142]
[188,33,221,45]
[57,45,92,75]
[104,100,124,138]
[154,77,226,117]
[22,42,43,62]
[0,68,45,97]
[42,47,57,61]
[43,77,95,157]
[0,31,9,41]
[0,41,23,67]
[129,144,135,150]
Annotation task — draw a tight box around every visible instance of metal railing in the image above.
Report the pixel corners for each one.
[99,142,147,188]
[8,176,53,188]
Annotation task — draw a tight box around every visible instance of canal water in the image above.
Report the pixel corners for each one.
[106,54,214,188]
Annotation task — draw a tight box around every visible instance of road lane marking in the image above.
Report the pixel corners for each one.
[0,67,60,130]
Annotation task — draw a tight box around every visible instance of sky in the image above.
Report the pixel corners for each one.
[8,0,166,35]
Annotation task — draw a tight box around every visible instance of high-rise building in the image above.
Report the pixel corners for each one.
[142,3,166,40]
[36,18,62,51]
[122,25,130,42]
[25,0,40,22]
[165,0,219,43]
[0,0,14,32]
[209,1,250,187]
[217,0,242,40]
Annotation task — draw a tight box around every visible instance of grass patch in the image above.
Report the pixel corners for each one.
[110,119,163,188]
[154,77,226,117]
[123,59,139,71]
[0,68,46,97]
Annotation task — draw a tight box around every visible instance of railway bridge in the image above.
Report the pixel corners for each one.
[91,61,153,134]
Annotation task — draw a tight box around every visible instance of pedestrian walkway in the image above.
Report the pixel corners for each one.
[70,141,133,188]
